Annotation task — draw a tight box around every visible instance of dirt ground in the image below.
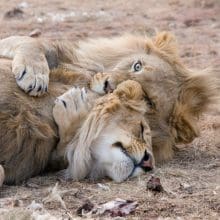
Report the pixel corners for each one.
[0,0,220,219]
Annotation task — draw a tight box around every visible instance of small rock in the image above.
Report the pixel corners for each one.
[147,176,163,192]
[29,29,42,38]
[184,18,200,27]
[202,2,214,8]
[27,200,43,211]
[179,183,193,194]
[4,8,24,19]
[18,2,29,9]
[0,198,23,208]
[13,199,22,207]
[77,200,94,216]
[209,50,218,56]
[97,183,110,191]
[24,182,40,189]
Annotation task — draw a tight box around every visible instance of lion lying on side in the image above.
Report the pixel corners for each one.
[0,60,153,185]
[0,32,218,184]
[53,80,153,182]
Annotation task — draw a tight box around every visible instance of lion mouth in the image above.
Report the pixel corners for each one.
[113,142,154,178]
[129,158,154,177]
[128,156,154,179]
[138,151,154,172]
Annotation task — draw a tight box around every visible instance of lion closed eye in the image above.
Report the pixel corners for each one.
[53,80,154,182]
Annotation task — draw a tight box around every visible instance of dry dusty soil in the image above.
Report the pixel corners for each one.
[0,0,220,219]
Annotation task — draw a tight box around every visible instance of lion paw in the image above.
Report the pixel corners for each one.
[53,87,88,130]
[90,72,113,94]
[12,54,49,96]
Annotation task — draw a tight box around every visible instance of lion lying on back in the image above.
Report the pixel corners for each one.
[0,32,219,184]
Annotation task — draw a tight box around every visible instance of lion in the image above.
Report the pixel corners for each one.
[0,60,153,185]
[53,80,153,182]
[0,32,218,183]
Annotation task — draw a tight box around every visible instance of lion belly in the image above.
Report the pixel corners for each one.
[0,60,72,184]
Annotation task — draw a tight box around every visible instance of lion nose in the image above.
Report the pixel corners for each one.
[140,151,153,172]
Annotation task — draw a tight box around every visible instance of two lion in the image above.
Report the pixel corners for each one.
[0,32,218,185]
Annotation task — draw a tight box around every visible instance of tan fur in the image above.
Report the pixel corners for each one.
[79,32,220,163]
[0,32,219,184]
[0,60,92,184]
[0,59,153,184]
[93,68,220,162]
[53,80,153,181]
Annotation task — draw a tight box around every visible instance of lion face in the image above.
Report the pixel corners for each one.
[66,80,154,182]
[89,104,154,182]
[107,52,180,120]
[90,32,218,163]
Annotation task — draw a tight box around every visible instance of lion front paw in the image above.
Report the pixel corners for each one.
[12,54,49,96]
[90,72,114,94]
[53,87,89,131]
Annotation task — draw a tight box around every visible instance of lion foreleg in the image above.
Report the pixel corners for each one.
[52,87,90,160]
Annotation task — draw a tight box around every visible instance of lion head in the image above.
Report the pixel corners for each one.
[90,32,219,163]
[65,80,154,182]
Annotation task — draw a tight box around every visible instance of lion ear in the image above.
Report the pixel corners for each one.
[179,71,219,116]
[152,32,178,57]
[171,70,219,143]
[114,80,147,113]
[114,80,143,101]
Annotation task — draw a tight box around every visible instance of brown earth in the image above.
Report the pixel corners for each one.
[0,0,219,219]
